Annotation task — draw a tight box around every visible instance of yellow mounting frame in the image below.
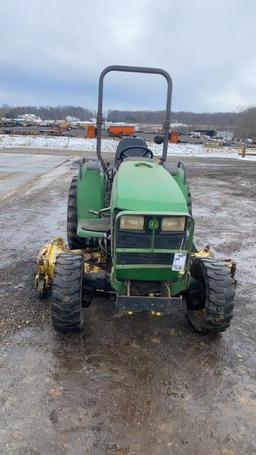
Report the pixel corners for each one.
[35,237,104,298]
[35,237,67,297]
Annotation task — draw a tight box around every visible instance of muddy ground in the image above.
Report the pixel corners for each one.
[0,150,255,455]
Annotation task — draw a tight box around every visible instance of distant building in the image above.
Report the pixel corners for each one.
[194,129,216,138]
[66,116,80,123]
[16,114,41,124]
[216,131,234,141]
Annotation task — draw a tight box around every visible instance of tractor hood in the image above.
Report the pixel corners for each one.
[111,160,187,212]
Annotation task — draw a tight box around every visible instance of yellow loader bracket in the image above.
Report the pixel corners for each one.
[35,237,68,298]
[192,245,236,282]
[193,246,212,259]
[35,237,105,298]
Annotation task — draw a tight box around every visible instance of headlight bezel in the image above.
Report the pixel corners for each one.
[118,214,187,233]
[161,216,186,233]
[119,215,145,231]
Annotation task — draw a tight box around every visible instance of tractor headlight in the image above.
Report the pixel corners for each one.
[119,215,144,231]
[161,216,186,232]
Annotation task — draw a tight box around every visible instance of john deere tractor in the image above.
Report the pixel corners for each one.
[36,65,236,334]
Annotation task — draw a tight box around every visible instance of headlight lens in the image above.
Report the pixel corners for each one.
[119,215,144,231]
[161,216,186,232]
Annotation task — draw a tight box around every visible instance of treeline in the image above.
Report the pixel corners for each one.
[236,107,256,138]
[0,105,95,121]
[108,108,256,138]
[1,104,256,137]
[108,109,237,127]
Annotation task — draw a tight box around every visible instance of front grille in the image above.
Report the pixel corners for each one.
[116,252,175,266]
[154,233,185,248]
[116,231,151,248]
[116,230,186,249]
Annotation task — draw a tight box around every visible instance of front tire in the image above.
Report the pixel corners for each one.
[186,258,235,334]
[52,253,85,332]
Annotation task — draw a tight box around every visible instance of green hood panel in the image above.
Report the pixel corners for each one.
[111,160,187,213]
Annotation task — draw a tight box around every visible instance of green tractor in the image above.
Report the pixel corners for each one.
[36,65,236,334]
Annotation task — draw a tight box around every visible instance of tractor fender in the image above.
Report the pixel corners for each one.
[77,160,106,222]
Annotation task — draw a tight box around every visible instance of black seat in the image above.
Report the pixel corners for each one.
[115,136,149,167]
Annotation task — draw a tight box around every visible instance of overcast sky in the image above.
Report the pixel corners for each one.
[1,0,256,112]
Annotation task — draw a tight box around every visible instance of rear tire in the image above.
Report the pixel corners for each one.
[67,176,96,249]
[186,258,235,334]
[52,253,85,332]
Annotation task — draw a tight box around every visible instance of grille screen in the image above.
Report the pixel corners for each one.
[116,252,175,266]
[116,231,186,250]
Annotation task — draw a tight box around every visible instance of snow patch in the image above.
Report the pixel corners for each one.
[1,134,256,161]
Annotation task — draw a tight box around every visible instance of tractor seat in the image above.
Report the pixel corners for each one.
[79,218,111,233]
[115,136,150,167]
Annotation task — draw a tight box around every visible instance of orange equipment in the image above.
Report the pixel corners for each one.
[87,125,97,138]
[108,126,135,137]
[169,131,178,143]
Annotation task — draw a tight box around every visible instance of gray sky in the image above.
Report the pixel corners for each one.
[1,0,256,112]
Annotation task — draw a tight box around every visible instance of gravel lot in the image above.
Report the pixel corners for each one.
[0,149,255,455]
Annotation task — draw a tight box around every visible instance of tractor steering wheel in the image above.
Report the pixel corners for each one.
[119,145,154,162]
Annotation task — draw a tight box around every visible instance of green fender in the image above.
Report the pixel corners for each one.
[77,160,106,229]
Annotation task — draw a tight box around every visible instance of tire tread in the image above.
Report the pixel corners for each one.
[52,253,84,332]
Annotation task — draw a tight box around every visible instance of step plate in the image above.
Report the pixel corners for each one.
[116,295,182,314]
[80,218,111,232]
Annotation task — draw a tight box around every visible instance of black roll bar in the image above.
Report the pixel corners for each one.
[96,65,173,170]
